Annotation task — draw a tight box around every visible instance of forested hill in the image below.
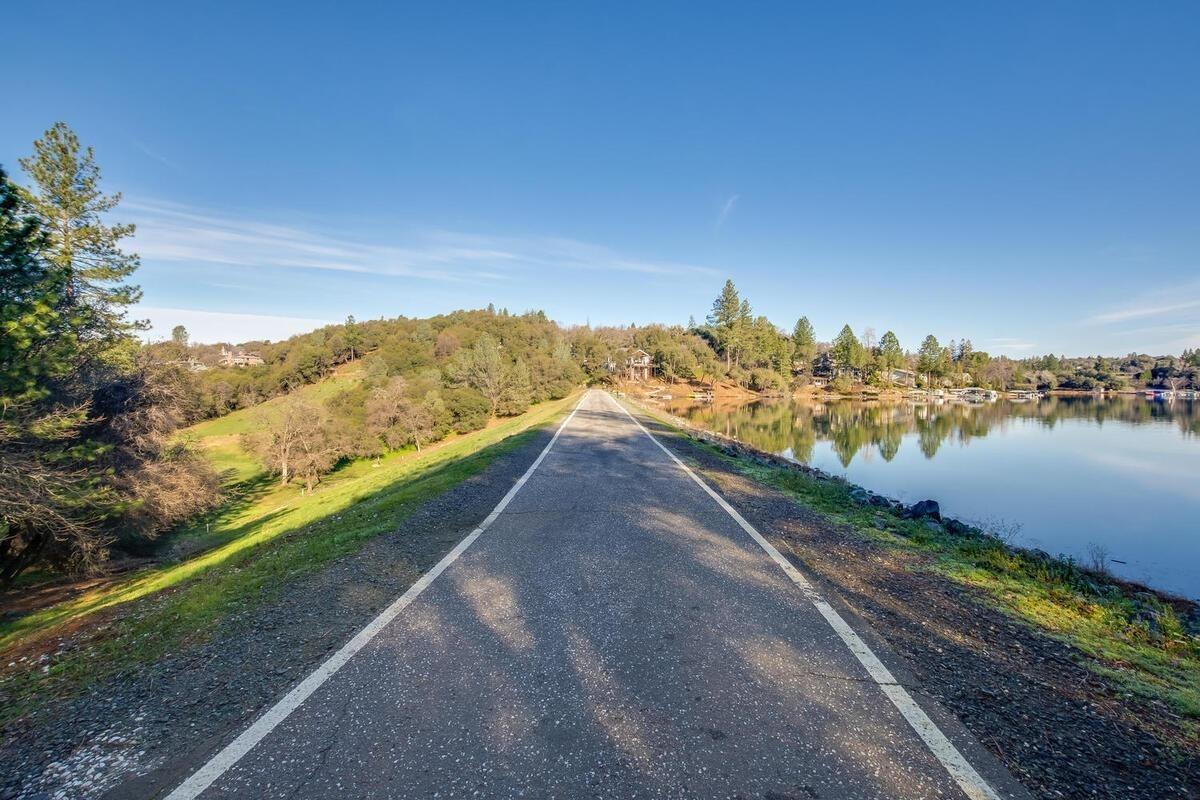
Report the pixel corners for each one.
[151,308,582,422]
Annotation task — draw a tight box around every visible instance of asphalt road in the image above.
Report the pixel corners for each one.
[164,390,1025,800]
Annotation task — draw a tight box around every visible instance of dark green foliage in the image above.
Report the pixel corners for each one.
[1,127,218,585]
[18,122,145,366]
[443,387,491,433]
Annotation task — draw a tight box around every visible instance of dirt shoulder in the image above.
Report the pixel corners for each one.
[625,402,1199,800]
[0,422,561,800]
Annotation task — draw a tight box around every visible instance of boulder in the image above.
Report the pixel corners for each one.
[904,499,941,521]
[944,518,971,535]
[848,488,871,505]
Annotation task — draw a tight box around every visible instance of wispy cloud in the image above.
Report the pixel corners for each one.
[137,305,333,344]
[1086,298,1200,324]
[715,194,740,230]
[1082,282,1200,352]
[131,140,182,172]
[987,337,1037,352]
[125,199,717,282]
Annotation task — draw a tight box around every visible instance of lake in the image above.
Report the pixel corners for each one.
[659,394,1200,599]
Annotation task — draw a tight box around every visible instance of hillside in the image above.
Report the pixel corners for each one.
[0,372,582,724]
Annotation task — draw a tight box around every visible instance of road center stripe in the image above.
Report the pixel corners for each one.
[164,393,587,800]
[606,392,1002,800]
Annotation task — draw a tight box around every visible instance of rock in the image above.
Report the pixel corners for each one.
[923,519,944,533]
[1132,607,1163,637]
[944,518,971,535]
[904,499,941,521]
[848,488,871,505]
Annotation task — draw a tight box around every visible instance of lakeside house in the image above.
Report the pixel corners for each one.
[812,351,861,383]
[623,348,654,382]
[219,347,265,367]
[812,354,917,388]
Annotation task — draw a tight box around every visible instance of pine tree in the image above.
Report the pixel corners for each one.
[957,339,973,383]
[19,123,144,361]
[831,324,866,374]
[344,315,362,360]
[791,317,816,369]
[917,334,942,386]
[707,280,742,369]
[0,166,68,404]
[878,331,903,381]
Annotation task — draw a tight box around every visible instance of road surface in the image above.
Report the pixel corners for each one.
[164,390,1024,799]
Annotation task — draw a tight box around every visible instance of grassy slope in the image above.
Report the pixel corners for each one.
[631,403,1200,735]
[0,373,580,724]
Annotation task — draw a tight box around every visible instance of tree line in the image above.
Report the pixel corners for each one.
[571,280,1200,395]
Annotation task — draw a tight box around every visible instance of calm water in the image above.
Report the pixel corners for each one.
[661,395,1200,598]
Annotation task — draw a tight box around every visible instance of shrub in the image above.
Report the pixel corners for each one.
[442,387,491,433]
[829,375,854,395]
[749,368,786,393]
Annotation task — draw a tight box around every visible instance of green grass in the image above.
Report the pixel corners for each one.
[0,388,580,725]
[634,404,1200,729]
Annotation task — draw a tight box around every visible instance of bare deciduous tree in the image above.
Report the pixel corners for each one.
[366,379,442,451]
[247,396,343,491]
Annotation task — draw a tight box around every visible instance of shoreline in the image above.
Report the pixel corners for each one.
[634,396,1197,608]
[618,394,1200,796]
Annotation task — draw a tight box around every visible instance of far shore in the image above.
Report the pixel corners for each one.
[616,378,1170,404]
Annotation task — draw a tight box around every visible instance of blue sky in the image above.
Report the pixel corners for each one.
[4,1,1198,355]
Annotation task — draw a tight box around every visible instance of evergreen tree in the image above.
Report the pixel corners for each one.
[19,123,144,363]
[344,314,362,360]
[917,334,942,386]
[0,166,68,404]
[878,331,903,380]
[707,279,742,369]
[956,339,973,383]
[831,324,867,374]
[791,316,816,370]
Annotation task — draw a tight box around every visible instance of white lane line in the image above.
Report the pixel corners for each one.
[164,392,590,800]
[606,393,1002,800]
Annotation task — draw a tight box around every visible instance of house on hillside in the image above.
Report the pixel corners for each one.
[219,347,265,367]
[623,349,654,382]
[812,351,863,383]
[888,368,917,387]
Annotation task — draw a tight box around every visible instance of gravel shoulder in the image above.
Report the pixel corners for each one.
[0,423,559,800]
[625,402,1199,800]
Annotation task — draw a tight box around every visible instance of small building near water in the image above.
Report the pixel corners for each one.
[623,348,654,382]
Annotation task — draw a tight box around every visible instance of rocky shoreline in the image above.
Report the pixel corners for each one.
[622,397,1200,799]
[637,401,1200,632]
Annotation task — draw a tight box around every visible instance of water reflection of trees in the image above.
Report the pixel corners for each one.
[666,397,1198,467]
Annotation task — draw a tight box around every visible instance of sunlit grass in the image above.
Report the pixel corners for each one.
[0,390,579,723]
